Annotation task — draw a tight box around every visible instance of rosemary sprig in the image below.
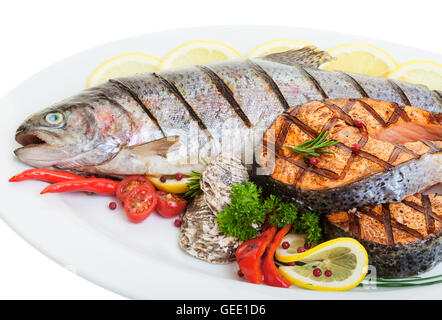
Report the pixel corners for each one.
[184,171,202,199]
[285,131,339,158]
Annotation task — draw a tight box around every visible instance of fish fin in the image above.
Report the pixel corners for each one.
[128,136,180,157]
[258,45,331,68]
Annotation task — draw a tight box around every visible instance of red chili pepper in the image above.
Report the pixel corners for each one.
[235,226,277,284]
[40,178,118,196]
[261,224,292,288]
[9,168,86,184]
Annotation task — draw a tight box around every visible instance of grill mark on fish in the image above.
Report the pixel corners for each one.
[349,211,361,238]
[391,102,411,122]
[321,101,356,125]
[387,80,412,106]
[359,207,425,240]
[197,65,252,128]
[400,200,442,223]
[275,120,292,153]
[299,67,329,99]
[387,147,402,163]
[357,99,418,159]
[358,99,387,126]
[282,113,317,137]
[422,195,436,234]
[109,79,165,136]
[340,73,370,97]
[421,140,441,153]
[272,98,403,189]
[283,108,394,170]
[294,167,306,186]
[382,204,395,246]
[247,60,291,111]
[279,155,340,180]
[153,73,210,135]
[322,99,358,133]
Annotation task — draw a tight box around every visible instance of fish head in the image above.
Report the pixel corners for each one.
[14,95,133,169]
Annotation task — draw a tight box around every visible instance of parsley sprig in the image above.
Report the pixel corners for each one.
[285,131,339,159]
[216,181,322,242]
[216,182,267,241]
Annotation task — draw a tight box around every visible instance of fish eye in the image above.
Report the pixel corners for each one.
[45,112,64,125]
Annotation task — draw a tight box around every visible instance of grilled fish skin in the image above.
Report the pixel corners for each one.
[254,98,441,213]
[324,193,441,277]
[14,47,442,177]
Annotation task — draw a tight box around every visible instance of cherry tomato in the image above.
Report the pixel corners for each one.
[156,191,187,218]
[116,176,155,202]
[124,186,158,223]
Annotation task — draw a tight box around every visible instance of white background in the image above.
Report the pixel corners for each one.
[0,0,441,300]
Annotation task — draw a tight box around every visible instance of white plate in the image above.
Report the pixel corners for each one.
[0,26,440,299]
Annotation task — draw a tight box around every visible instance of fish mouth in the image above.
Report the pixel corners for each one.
[15,126,65,149]
[14,128,67,167]
[15,129,48,147]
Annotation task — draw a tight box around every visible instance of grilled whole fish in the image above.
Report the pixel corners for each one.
[254,98,442,213]
[324,193,441,277]
[14,47,442,177]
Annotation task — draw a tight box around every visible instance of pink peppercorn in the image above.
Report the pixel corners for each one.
[325,270,333,277]
[282,241,290,249]
[313,268,322,277]
[354,120,364,128]
[352,143,361,153]
[108,202,117,210]
[175,173,183,181]
[309,157,319,166]
[174,219,182,228]
[297,247,306,253]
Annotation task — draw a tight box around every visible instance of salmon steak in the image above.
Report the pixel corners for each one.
[324,193,441,277]
[254,98,441,213]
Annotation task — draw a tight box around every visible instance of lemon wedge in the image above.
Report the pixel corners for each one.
[88,52,161,87]
[248,39,312,58]
[278,237,368,291]
[387,60,442,90]
[322,43,398,77]
[147,176,190,194]
[160,40,241,70]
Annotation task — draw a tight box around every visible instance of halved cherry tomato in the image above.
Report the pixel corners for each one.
[156,191,187,218]
[123,186,158,223]
[116,176,155,202]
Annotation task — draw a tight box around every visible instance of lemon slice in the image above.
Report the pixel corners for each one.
[88,52,161,87]
[160,40,242,70]
[322,43,398,77]
[387,60,442,90]
[279,237,368,291]
[248,39,312,58]
[275,233,311,262]
[147,177,190,194]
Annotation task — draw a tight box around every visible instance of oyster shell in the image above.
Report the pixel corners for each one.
[178,194,240,264]
[200,152,249,214]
